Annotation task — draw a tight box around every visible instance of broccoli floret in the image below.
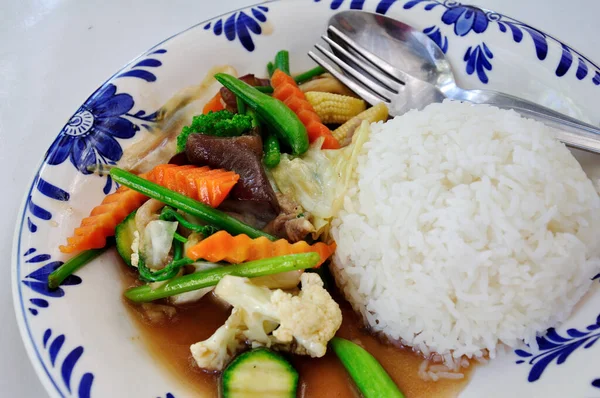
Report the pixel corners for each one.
[176,110,253,153]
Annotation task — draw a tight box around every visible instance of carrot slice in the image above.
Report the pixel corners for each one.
[186,230,336,267]
[271,69,340,149]
[59,165,240,254]
[202,92,225,114]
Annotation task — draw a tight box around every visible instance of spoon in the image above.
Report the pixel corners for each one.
[325,10,600,153]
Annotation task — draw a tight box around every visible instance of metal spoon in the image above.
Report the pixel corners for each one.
[326,11,600,153]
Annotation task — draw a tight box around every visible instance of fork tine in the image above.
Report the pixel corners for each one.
[314,43,394,101]
[321,35,403,94]
[328,25,409,83]
[307,51,390,105]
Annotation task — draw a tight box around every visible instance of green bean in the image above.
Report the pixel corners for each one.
[254,85,274,93]
[215,73,309,155]
[47,242,112,289]
[110,168,275,240]
[330,337,405,398]
[124,252,320,302]
[253,66,327,94]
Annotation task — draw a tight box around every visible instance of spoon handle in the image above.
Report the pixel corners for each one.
[450,88,600,154]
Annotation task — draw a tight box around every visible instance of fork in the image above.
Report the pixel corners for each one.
[308,26,600,154]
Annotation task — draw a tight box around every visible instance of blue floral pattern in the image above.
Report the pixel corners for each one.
[26,177,71,233]
[423,25,448,53]
[116,49,167,83]
[46,84,138,175]
[441,4,488,36]
[316,0,367,10]
[21,249,82,315]
[203,6,269,52]
[515,313,600,382]
[464,42,493,83]
[42,328,94,398]
[402,0,600,85]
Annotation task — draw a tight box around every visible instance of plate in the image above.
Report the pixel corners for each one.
[12,0,600,397]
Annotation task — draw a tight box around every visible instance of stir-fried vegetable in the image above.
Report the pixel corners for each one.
[146,164,240,208]
[191,272,341,370]
[59,164,238,254]
[254,66,328,94]
[271,69,340,149]
[267,61,275,77]
[221,348,299,398]
[330,337,405,398]
[202,92,225,114]
[305,91,366,124]
[159,206,218,237]
[59,185,147,253]
[176,110,253,152]
[263,132,281,168]
[124,252,320,302]
[214,73,309,156]
[333,102,388,146]
[186,230,336,266]
[115,210,138,266]
[137,243,193,282]
[273,50,290,75]
[110,167,275,240]
[48,243,112,289]
[272,120,371,237]
[294,65,327,85]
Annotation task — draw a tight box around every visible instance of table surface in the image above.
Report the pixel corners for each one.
[1,0,599,396]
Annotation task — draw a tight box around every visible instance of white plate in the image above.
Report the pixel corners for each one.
[12,0,600,397]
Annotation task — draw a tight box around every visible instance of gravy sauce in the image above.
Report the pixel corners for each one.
[124,268,473,397]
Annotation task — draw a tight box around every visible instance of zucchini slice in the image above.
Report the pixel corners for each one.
[221,348,298,398]
[115,210,137,266]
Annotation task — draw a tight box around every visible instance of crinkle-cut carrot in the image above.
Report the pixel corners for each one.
[271,69,340,149]
[202,92,225,114]
[59,165,239,254]
[59,186,147,253]
[145,164,239,208]
[186,230,336,267]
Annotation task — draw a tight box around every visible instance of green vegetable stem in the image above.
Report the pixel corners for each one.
[330,337,405,398]
[274,50,290,75]
[47,242,112,289]
[254,66,327,94]
[267,61,275,77]
[110,167,275,240]
[159,206,218,238]
[214,73,309,156]
[124,252,320,302]
[294,65,327,85]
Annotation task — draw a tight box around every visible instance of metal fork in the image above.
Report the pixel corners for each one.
[308,25,600,154]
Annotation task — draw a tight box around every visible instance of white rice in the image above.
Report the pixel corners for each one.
[331,101,600,372]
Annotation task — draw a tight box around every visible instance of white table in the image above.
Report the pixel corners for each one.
[1,0,598,396]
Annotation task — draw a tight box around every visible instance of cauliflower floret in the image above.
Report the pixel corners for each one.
[271,273,342,357]
[190,308,246,371]
[190,272,342,370]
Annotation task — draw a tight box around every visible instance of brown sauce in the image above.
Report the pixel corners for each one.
[123,267,473,397]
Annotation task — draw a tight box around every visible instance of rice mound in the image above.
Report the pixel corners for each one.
[331,101,600,366]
